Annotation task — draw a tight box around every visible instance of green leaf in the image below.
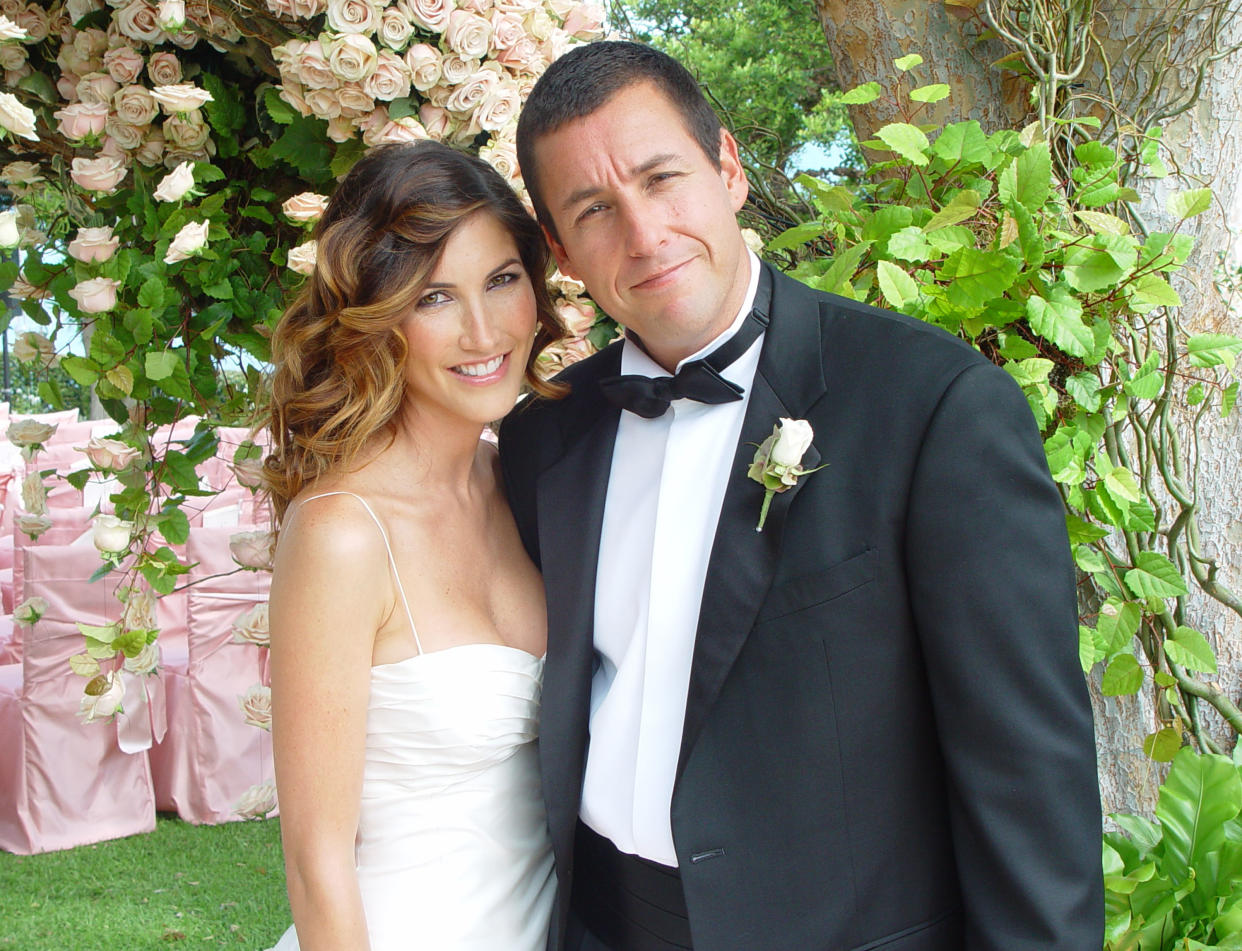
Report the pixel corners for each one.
[1101,653,1144,696]
[159,451,201,493]
[1026,285,1092,358]
[1186,382,1205,405]
[270,113,333,181]
[929,120,991,165]
[876,260,919,309]
[1224,382,1239,418]
[908,83,950,103]
[1104,467,1142,504]
[60,355,101,386]
[37,379,65,410]
[1164,626,1217,673]
[145,350,179,381]
[940,247,1021,308]
[137,277,166,310]
[1187,333,1242,370]
[1143,728,1182,762]
[1126,273,1181,314]
[768,220,825,252]
[124,308,155,345]
[1166,187,1212,220]
[838,82,882,105]
[204,279,234,300]
[998,142,1052,212]
[1003,357,1054,387]
[1066,372,1103,412]
[1124,551,1189,600]
[1123,352,1163,400]
[157,508,192,547]
[1079,625,1105,672]
[1142,233,1195,271]
[264,86,296,125]
[875,122,930,166]
[923,190,980,231]
[192,161,227,184]
[1074,211,1130,235]
[1063,235,1139,293]
[1098,600,1142,655]
[894,54,923,71]
[89,329,126,367]
[1155,749,1242,882]
[1065,513,1110,544]
[886,226,933,263]
[105,365,134,396]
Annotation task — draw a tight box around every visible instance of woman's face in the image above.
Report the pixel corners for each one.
[399,211,538,428]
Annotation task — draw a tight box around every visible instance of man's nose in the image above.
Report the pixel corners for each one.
[621,200,666,257]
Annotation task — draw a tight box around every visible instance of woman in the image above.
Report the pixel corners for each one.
[263,141,563,951]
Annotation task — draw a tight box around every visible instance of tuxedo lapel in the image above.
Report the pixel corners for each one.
[535,357,621,852]
[677,266,828,780]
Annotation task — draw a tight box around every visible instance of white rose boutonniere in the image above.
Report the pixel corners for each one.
[747,418,824,532]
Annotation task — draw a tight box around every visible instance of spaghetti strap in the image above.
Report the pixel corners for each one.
[299,491,423,656]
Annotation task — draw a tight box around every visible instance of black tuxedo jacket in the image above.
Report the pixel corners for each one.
[499,263,1102,951]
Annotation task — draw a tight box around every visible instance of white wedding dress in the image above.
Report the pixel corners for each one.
[269,492,555,951]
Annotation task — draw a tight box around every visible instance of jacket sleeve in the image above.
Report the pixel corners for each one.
[902,360,1103,951]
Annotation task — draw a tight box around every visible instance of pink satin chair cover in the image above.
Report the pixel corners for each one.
[149,526,273,823]
[0,545,157,854]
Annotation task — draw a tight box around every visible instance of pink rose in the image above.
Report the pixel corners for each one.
[296,45,337,90]
[103,46,144,84]
[399,0,450,33]
[494,34,540,73]
[304,87,342,120]
[377,7,414,49]
[67,225,120,263]
[230,530,276,570]
[475,76,519,132]
[326,0,381,34]
[79,435,141,470]
[489,10,525,50]
[372,116,429,145]
[113,84,158,125]
[68,276,121,313]
[146,51,182,86]
[135,130,165,166]
[54,101,110,140]
[445,67,496,115]
[362,50,411,101]
[14,6,50,43]
[105,115,148,151]
[115,0,165,44]
[325,115,355,142]
[281,191,329,222]
[286,240,317,276]
[336,82,374,118]
[439,52,475,85]
[419,103,453,139]
[444,9,491,58]
[278,82,313,118]
[70,154,127,193]
[563,3,605,39]
[404,43,441,91]
[239,684,272,729]
[479,133,520,182]
[326,32,378,83]
[76,72,120,106]
[264,0,325,17]
[231,604,270,647]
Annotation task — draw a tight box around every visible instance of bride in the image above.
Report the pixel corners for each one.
[262,141,564,950]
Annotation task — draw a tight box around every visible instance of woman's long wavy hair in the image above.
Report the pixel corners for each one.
[264,140,564,520]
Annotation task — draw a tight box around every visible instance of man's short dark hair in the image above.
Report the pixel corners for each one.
[516,41,723,238]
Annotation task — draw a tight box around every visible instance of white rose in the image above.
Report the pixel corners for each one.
[0,13,27,40]
[398,0,450,32]
[770,418,815,468]
[231,602,271,647]
[230,529,276,570]
[286,240,317,276]
[21,471,46,515]
[16,512,53,539]
[151,82,212,113]
[326,0,381,34]
[281,192,329,223]
[70,154,127,193]
[153,159,194,201]
[54,101,110,140]
[121,585,157,631]
[0,90,37,140]
[93,513,135,554]
[80,435,141,470]
[13,596,48,626]
[378,7,414,49]
[69,276,121,313]
[79,673,126,723]
[13,331,57,368]
[233,455,266,489]
[233,780,277,818]
[164,219,209,264]
[741,228,765,256]
[325,32,377,83]
[155,0,184,30]
[123,641,160,675]
[67,225,120,263]
[2,160,43,184]
[239,683,273,730]
[444,9,491,58]
[7,418,57,447]
[0,208,17,249]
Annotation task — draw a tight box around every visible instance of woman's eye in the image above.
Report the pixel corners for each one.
[418,290,448,307]
[489,271,520,288]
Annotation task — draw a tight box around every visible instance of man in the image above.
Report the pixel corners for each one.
[500,40,1102,951]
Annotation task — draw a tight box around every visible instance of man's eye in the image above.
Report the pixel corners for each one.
[578,203,607,222]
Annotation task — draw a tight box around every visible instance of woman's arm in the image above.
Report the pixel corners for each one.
[268,496,392,951]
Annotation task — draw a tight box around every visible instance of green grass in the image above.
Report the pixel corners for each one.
[0,816,290,950]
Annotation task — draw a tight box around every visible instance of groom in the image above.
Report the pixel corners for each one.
[500,41,1102,951]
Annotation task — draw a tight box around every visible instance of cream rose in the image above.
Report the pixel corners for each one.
[6,418,57,447]
[770,418,815,468]
[266,0,325,16]
[562,2,605,38]
[404,43,441,91]
[79,673,125,723]
[68,225,120,263]
[14,7,49,41]
[146,51,182,86]
[13,596,48,626]
[153,159,194,201]
[230,530,276,570]
[479,133,520,182]
[115,0,165,43]
[295,45,336,90]
[69,276,121,313]
[80,435,141,470]
[113,85,159,126]
[475,77,519,132]
[445,67,496,115]
[104,117,147,152]
[282,191,329,223]
[304,87,342,120]
[78,71,120,106]
[13,331,57,368]
[2,160,42,184]
[135,131,165,166]
[362,50,411,101]
[103,45,144,84]
[164,219,208,264]
[373,116,429,144]
[234,781,277,818]
[152,82,212,113]
[121,585,157,631]
[21,471,46,515]
[231,603,270,647]
[326,0,381,34]
[233,455,266,489]
[66,0,104,23]
[16,512,52,538]
[445,9,491,58]
[286,240,317,276]
[399,0,450,32]
[325,32,377,83]
[155,0,184,30]
[336,82,374,118]
[163,111,210,149]
[70,154,127,193]
[378,7,414,49]
[123,641,160,675]
[0,91,37,140]
[93,513,135,554]
[0,209,17,249]
[439,53,475,85]
[239,684,273,730]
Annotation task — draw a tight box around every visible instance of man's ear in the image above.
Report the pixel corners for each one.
[543,224,579,280]
[718,129,749,213]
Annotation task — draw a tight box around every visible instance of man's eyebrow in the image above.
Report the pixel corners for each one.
[559,153,682,213]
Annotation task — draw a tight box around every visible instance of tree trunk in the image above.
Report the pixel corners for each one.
[815,0,1242,817]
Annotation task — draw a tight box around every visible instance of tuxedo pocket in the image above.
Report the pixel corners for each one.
[757,547,876,624]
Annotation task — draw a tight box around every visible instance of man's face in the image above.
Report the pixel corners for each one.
[532,82,751,371]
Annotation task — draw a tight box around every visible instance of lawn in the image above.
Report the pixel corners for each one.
[0,816,290,950]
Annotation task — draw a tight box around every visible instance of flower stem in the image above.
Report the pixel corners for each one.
[756,489,774,531]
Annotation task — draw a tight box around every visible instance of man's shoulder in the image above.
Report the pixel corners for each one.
[500,339,621,449]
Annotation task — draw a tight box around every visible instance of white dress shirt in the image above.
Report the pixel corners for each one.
[580,251,763,866]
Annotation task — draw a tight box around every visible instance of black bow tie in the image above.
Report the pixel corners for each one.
[598,268,771,419]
